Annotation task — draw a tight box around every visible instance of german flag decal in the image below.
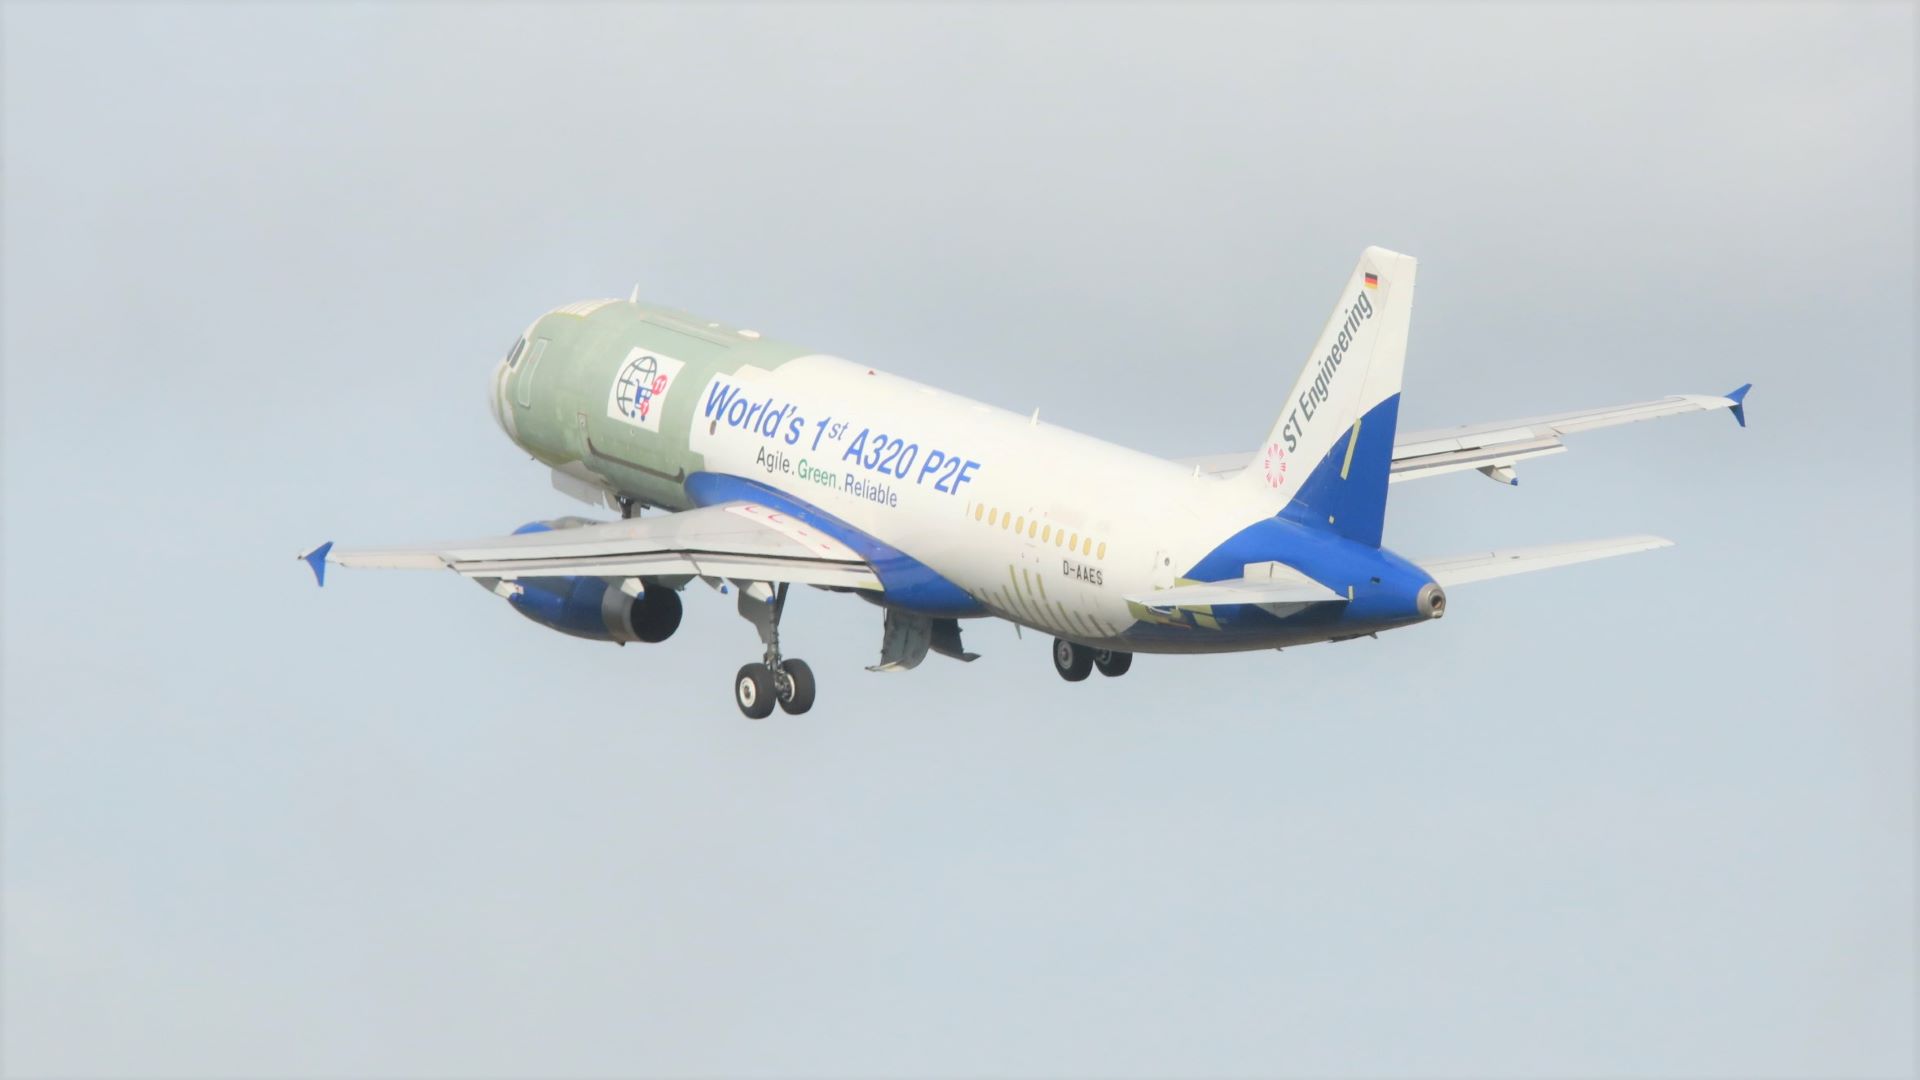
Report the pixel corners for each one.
[1363,272,1379,289]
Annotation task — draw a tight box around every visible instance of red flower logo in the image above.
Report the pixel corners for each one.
[1262,442,1288,489]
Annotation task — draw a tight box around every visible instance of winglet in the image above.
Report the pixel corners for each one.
[301,541,334,587]
[1725,383,1752,428]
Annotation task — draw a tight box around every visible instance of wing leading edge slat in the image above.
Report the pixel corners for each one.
[312,501,883,591]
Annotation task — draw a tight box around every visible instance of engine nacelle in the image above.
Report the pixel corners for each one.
[486,520,682,643]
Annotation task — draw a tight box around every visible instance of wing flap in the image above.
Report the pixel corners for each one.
[1391,391,1745,484]
[448,552,879,590]
[1387,437,1566,483]
[1395,393,1740,451]
[1417,534,1673,587]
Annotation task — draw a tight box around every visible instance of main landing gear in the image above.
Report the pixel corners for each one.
[1052,638,1132,682]
[733,582,816,719]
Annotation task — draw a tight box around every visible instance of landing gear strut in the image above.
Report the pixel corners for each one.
[733,582,816,718]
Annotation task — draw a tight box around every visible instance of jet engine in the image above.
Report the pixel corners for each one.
[483,519,682,643]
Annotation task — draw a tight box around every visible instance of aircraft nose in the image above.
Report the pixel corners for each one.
[489,333,532,439]
[489,357,512,436]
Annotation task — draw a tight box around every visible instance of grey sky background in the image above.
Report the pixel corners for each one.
[2,3,1913,1077]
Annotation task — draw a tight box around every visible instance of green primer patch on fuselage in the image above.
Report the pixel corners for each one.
[506,299,814,509]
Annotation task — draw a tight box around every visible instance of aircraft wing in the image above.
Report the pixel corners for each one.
[1415,534,1673,587]
[303,501,882,591]
[1183,385,1750,486]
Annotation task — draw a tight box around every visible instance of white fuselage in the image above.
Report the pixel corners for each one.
[679,355,1265,646]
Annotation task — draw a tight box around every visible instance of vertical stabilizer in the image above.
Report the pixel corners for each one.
[1236,246,1416,547]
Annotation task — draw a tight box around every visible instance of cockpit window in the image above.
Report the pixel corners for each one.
[504,337,527,368]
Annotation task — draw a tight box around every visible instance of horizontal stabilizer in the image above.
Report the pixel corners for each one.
[1127,572,1345,609]
[1416,534,1672,587]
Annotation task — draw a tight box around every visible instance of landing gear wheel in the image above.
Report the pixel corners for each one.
[1093,649,1132,677]
[775,658,816,715]
[635,586,682,643]
[1052,638,1094,682]
[734,664,776,719]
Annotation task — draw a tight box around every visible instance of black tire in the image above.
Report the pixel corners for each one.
[1052,637,1093,682]
[776,658,816,715]
[634,585,682,643]
[1093,649,1132,677]
[734,663,776,719]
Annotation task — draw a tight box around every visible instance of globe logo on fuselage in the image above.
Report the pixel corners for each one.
[615,353,668,421]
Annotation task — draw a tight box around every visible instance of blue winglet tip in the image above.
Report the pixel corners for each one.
[1726,383,1752,428]
[302,541,333,587]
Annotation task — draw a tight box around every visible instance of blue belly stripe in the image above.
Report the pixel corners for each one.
[683,471,985,617]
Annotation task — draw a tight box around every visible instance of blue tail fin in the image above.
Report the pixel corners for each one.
[1279,393,1404,548]
[1239,247,1418,549]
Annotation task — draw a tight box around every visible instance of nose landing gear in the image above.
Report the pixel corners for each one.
[733,582,816,718]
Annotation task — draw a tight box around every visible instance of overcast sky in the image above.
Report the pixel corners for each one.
[3,3,1914,1077]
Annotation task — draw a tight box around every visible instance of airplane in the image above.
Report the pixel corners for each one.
[302,247,1749,718]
